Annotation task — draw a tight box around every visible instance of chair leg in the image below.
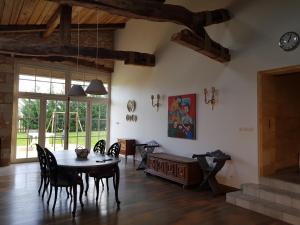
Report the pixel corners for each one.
[66,187,70,199]
[79,182,84,207]
[52,186,58,212]
[100,178,104,188]
[47,185,53,205]
[38,175,43,195]
[72,184,77,217]
[85,173,89,196]
[95,178,100,202]
[42,177,49,199]
[106,178,109,192]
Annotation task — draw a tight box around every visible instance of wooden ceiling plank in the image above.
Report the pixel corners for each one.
[36,2,53,24]
[0,37,155,66]
[9,0,24,24]
[27,0,46,24]
[1,0,14,25]
[43,5,62,38]
[17,0,38,24]
[41,3,60,24]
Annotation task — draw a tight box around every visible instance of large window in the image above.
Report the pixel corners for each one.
[14,64,110,162]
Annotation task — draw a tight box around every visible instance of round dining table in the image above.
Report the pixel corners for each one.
[52,150,121,210]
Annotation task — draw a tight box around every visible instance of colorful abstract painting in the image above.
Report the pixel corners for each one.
[168,94,196,139]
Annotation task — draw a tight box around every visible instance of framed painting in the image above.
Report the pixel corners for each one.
[168,94,196,139]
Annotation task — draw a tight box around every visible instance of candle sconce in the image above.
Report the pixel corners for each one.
[204,87,216,110]
[151,94,160,111]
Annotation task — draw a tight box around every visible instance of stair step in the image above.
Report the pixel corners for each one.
[259,177,300,194]
[242,183,300,210]
[226,191,300,225]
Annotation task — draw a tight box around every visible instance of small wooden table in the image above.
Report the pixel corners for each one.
[118,139,136,163]
[53,151,121,212]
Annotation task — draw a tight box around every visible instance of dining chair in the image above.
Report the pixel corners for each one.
[44,148,84,216]
[35,144,49,198]
[83,139,106,195]
[89,142,120,202]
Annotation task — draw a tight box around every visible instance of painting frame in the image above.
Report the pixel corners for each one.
[168,94,196,140]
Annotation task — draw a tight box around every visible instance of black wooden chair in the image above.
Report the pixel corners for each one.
[44,148,84,216]
[192,150,231,195]
[83,139,107,195]
[93,139,106,154]
[89,142,120,202]
[35,144,49,198]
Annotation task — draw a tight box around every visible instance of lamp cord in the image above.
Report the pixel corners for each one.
[96,10,99,70]
[77,8,80,73]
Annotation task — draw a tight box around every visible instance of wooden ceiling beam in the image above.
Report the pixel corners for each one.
[48,0,231,63]
[59,4,72,45]
[43,5,62,38]
[0,38,155,67]
[48,0,230,34]
[171,29,230,63]
[0,24,126,33]
[11,55,113,73]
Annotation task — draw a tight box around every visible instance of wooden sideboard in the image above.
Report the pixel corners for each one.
[118,139,136,162]
[145,153,202,188]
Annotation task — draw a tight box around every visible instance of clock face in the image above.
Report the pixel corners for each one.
[279,31,299,51]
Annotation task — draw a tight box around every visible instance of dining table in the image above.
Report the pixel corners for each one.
[52,150,121,211]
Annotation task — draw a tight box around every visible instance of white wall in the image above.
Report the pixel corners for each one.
[110,0,300,187]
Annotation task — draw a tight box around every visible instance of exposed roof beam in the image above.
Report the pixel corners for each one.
[48,0,231,63]
[12,55,113,73]
[48,0,230,34]
[59,4,72,45]
[0,23,126,33]
[171,29,230,63]
[0,38,155,67]
[43,5,62,38]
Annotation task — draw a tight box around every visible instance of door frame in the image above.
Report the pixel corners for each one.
[257,64,300,176]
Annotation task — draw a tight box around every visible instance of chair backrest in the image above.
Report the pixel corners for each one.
[107,142,120,157]
[36,144,47,174]
[93,139,106,154]
[44,148,58,181]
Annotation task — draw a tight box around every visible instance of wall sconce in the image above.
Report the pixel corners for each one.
[151,94,160,111]
[204,87,216,110]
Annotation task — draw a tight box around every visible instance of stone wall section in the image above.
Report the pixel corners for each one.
[0,57,14,166]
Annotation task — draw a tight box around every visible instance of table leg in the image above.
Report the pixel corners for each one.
[114,165,121,209]
[85,173,89,196]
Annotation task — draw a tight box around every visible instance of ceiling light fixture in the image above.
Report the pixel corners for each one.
[85,10,108,96]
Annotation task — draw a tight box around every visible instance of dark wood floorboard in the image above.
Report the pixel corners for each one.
[0,160,287,225]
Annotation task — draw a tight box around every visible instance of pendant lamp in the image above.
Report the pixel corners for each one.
[85,10,107,96]
[68,84,86,96]
[86,79,107,95]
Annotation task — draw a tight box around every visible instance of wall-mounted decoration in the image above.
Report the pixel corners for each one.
[126,100,137,122]
[127,100,136,112]
[151,94,160,111]
[168,94,196,139]
[126,114,137,122]
[204,87,216,110]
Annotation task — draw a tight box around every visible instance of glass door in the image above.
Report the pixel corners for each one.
[16,98,40,159]
[91,103,108,148]
[45,100,66,151]
[68,101,87,149]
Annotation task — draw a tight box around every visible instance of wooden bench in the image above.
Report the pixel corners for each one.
[145,153,202,188]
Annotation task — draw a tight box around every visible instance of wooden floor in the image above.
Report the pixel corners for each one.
[0,159,287,225]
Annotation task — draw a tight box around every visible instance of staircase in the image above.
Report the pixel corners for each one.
[226,177,300,225]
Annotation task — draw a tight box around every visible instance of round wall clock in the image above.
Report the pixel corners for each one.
[279,31,300,51]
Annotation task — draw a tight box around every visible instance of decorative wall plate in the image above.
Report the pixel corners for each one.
[127,100,136,112]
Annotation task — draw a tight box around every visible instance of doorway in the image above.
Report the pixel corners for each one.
[258,65,300,176]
